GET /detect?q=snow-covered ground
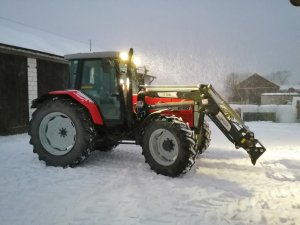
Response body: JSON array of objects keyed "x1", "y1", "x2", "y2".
[{"x1": 0, "y1": 122, "x2": 299, "y2": 225}]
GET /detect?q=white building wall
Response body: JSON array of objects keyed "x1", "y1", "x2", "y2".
[
  {"x1": 261, "y1": 93, "x2": 300, "y2": 105},
  {"x1": 231, "y1": 100, "x2": 298, "y2": 123},
  {"x1": 27, "y1": 57, "x2": 37, "y2": 120}
]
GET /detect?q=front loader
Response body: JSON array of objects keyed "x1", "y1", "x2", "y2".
[
  {"x1": 28, "y1": 48, "x2": 266, "y2": 177},
  {"x1": 136, "y1": 84, "x2": 266, "y2": 166}
]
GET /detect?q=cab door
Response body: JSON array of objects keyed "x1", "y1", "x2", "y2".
[{"x1": 79, "y1": 59, "x2": 123, "y2": 125}]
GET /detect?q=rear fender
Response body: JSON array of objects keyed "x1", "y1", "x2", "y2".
[{"x1": 31, "y1": 90, "x2": 103, "y2": 125}]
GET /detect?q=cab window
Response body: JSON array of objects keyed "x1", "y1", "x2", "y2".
[
  {"x1": 80, "y1": 59, "x2": 121, "y2": 121},
  {"x1": 68, "y1": 60, "x2": 78, "y2": 89}
]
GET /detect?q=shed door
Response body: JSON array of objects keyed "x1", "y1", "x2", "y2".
[
  {"x1": 37, "y1": 59, "x2": 68, "y2": 96},
  {"x1": 0, "y1": 53, "x2": 28, "y2": 134}
]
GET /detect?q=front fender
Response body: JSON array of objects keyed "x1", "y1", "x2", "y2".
[{"x1": 135, "y1": 109, "x2": 168, "y2": 145}]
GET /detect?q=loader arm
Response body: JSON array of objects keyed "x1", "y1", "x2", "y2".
[{"x1": 138, "y1": 84, "x2": 266, "y2": 165}]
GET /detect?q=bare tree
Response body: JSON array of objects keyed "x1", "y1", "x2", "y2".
[
  {"x1": 267, "y1": 70, "x2": 291, "y2": 85},
  {"x1": 225, "y1": 73, "x2": 238, "y2": 97},
  {"x1": 224, "y1": 73, "x2": 248, "y2": 102}
]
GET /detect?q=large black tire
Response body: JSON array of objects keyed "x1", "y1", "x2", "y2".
[
  {"x1": 142, "y1": 116, "x2": 197, "y2": 177},
  {"x1": 196, "y1": 121, "x2": 211, "y2": 154},
  {"x1": 28, "y1": 98, "x2": 96, "y2": 167}
]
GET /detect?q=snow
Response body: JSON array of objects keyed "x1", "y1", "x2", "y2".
[
  {"x1": 0, "y1": 19, "x2": 103, "y2": 55},
  {"x1": 0, "y1": 122, "x2": 299, "y2": 225}
]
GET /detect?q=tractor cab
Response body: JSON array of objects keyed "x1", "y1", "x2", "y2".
[{"x1": 65, "y1": 51, "x2": 142, "y2": 126}]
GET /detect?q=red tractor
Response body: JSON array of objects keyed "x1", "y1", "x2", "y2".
[{"x1": 29, "y1": 48, "x2": 266, "y2": 177}]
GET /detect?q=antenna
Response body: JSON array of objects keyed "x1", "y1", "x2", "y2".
[{"x1": 89, "y1": 40, "x2": 92, "y2": 52}]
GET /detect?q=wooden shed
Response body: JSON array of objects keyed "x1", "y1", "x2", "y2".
[
  {"x1": 0, "y1": 43, "x2": 68, "y2": 135},
  {"x1": 236, "y1": 73, "x2": 280, "y2": 104}
]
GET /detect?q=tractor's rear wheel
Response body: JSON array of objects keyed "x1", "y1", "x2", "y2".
[
  {"x1": 28, "y1": 98, "x2": 96, "y2": 167},
  {"x1": 142, "y1": 116, "x2": 197, "y2": 177}
]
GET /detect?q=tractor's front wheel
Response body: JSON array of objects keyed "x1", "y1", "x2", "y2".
[
  {"x1": 28, "y1": 98, "x2": 96, "y2": 167},
  {"x1": 195, "y1": 121, "x2": 211, "y2": 154},
  {"x1": 142, "y1": 116, "x2": 197, "y2": 177}
]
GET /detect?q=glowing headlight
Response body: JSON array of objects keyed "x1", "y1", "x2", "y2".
[
  {"x1": 119, "y1": 52, "x2": 128, "y2": 61},
  {"x1": 133, "y1": 56, "x2": 141, "y2": 67},
  {"x1": 119, "y1": 51, "x2": 142, "y2": 66}
]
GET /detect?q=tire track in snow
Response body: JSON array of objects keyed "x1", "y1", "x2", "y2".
[{"x1": 194, "y1": 155, "x2": 300, "y2": 225}]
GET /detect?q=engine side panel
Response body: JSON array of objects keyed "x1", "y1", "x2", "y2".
[{"x1": 144, "y1": 96, "x2": 194, "y2": 127}]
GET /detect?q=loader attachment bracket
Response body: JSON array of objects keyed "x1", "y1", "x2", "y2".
[{"x1": 246, "y1": 140, "x2": 266, "y2": 165}]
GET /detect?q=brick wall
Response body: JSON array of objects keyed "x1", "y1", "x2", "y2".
[
  {"x1": 27, "y1": 57, "x2": 37, "y2": 120},
  {"x1": 297, "y1": 101, "x2": 300, "y2": 119}
]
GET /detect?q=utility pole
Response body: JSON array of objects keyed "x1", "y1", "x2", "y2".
[{"x1": 89, "y1": 40, "x2": 92, "y2": 52}]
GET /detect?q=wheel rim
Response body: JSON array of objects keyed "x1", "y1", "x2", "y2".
[
  {"x1": 39, "y1": 112, "x2": 76, "y2": 156},
  {"x1": 148, "y1": 128, "x2": 179, "y2": 166}
]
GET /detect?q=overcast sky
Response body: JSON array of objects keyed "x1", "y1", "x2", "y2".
[{"x1": 0, "y1": 0, "x2": 299, "y2": 87}]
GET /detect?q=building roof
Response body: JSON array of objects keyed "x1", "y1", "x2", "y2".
[
  {"x1": 237, "y1": 73, "x2": 280, "y2": 89},
  {"x1": 0, "y1": 18, "x2": 103, "y2": 56},
  {"x1": 65, "y1": 52, "x2": 120, "y2": 60},
  {"x1": 261, "y1": 92, "x2": 300, "y2": 96},
  {"x1": 0, "y1": 43, "x2": 67, "y2": 63}
]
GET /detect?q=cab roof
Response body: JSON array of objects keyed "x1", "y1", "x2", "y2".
[{"x1": 64, "y1": 51, "x2": 120, "y2": 60}]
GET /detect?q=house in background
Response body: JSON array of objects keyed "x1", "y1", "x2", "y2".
[
  {"x1": 235, "y1": 73, "x2": 280, "y2": 104},
  {"x1": 260, "y1": 83, "x2": 300, "y2": 105},
  {"x1": 229, "y1": 74, "x2": 300, "y2": 123},
  {"x1": 260, "y1": 86, "x2": 300, "y2": 122}
]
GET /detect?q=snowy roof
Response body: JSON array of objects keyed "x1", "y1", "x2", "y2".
[
  {"x1": 0, "y1": 19, "x2": 103, "y2": 56},
  {"x1": 237, "y1": 73, "x2": 280, "y2": 89},
  {"x1": 261, "y1": 92, "x2": 300, "y2": 96},
  {"x1": 280, "y1": 85, "x2": 300, "y2": 91},
  {"x1": 65, "y1": 52, "x2": 120, "y2": 60}
]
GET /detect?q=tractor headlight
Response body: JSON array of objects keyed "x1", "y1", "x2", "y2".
[
  {"x1": 119, "y1": 51, "x2": 141, "y2": 66},
  {"x1": 133, "y1": 56, "x2": 141, "y2": 67},
  {"x1": 119, "y1": 52, "x2": 129, "y2": 61}
]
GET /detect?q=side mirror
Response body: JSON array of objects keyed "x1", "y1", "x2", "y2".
[{"x1": 290, "y1": 0, "x2": 300, "y2": 6}]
